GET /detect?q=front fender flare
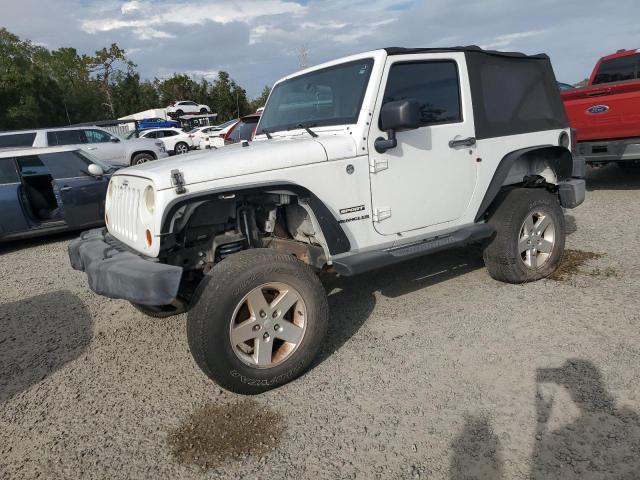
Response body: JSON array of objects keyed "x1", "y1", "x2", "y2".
[{"x1": 160, "y1": 182, "x2": 351, "y2": 256}]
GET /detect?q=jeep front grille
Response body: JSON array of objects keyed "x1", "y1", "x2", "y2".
[{"x1": 110, "y1": 182, "x2": 141, "y2": 242}]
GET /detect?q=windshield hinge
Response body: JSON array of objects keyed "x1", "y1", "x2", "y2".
[
  {"x1": 171, "y1": 169, "x2": 187, "y2": 194},
  {"x1": 373, "y1": 207, "x2": 391, "y2": 222},
  {"x1": 369, "y1": 157, "x2": 388, "y2": 173}
]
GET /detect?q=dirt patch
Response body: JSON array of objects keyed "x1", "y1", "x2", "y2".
[
  {"x1": 168, "y1": 399, "x2": 285, "y2": 469},
  {"x1": 548, "y1": 249, "x2": 604, "y2": 281}
]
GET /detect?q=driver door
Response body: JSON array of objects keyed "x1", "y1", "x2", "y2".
[
  {"x1": 367, "y1": 52, "x2": 478, "y2": 235},
  {"x1": 39, "y1": 151, "x2": 109, "y2": 228},
  {"x1": 80, "y1": 129, "x2": 125, "y2": 164}
]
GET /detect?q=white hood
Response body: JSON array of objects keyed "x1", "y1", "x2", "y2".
[{"x1": 115, "y1": 135, "x2": 356, "y2": 190}]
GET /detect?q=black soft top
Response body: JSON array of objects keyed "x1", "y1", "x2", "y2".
[
  {"x1": 383, "y1": 45, "x2": 568, "y2": 139},
  {"x1": 384, "y1": 45, "x2": 549, "y2": 60}
]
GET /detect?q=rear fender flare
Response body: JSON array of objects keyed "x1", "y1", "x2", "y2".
[{"x1": 475, "y1": 145, "x2": 573, "y2": 222}]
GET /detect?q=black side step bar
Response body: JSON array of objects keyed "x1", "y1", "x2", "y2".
[{"x1": 332, "y1": 223, "x2": 495, "y2": 276}]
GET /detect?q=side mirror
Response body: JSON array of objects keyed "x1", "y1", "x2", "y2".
[
  {"x1": 88, "y1": 164, "x2": 104, "y2": 177},
  {"x1": 110, "y1": 137, "x2": 120, "y2": 143},
  {"x1": 375, "y1": 99, "x2": 422, "y2": 153}
]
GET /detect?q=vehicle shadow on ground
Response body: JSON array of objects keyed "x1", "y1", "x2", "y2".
[
  {"x1": 448, "y1": 359, "x2": 640, "y2": 479},
  {"x1": 0, "y1": 290, "x2": 92, "y2": 404},
  {"x1": 315, "y1": 247, "x2": 484, "y2": 365},
  {"x1": 586, "y1": 164, "x2": 640, "y2": 191},
  {"x1": 0, "y1": 230, "x2": 79, "y2": 256}
]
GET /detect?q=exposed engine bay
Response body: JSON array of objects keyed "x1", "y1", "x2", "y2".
[{"x1": 160, "y1": 193, "x2": 328, "y2": 292}]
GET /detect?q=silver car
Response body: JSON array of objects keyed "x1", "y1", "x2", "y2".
[{"x1": 0, "y1": 126, "x2": 168, "y2": 166}]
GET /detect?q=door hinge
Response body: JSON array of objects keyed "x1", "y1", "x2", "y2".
[
  {"x1": 373, "y1": 207, "x2": 391, "y2": 222},
  {"x1": 369, "y1": 157, "x2": 388, "y2": 173}
]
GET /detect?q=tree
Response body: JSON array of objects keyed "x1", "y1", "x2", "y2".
[
  {"x1": 251, "y1": 85, "x2": 271, "y2": 111},
  {"x1": 211, "y1": 71, "x2": 251, "y2": 121},
  {"x1": 0, "y1": 28, "x2": 67, "y2": 129},
  {"x1": 0, "y1": 28, "x2": 269, "y2": 130},
  {"x1": 89, "y1": 44, "x2": 135, "y2": 118},
  {"x1": 112, "y1": 73, "x2": 160, "y2": 118}
]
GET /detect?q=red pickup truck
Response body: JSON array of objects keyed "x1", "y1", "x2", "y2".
[{"x1": 561, "y1": 49, "x2": 640, "y2": 166}]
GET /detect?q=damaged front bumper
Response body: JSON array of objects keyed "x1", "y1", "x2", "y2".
[{"x1": 68, "y1": 228, "x2": 182, "y2": 306}]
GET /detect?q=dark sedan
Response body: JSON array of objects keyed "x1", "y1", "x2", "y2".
[{"x1": 0, "y1": 146, "x2": 111, "y2": 241}]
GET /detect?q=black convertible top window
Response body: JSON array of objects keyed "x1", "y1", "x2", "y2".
[
  {"x1": 464, "y1": 51, "x2": 568, "y2": 139},
  {"x1": 0, "y1": 132, "x2": 36, "y2": 148}
]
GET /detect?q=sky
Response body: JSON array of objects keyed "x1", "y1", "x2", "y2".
[{"x1": 1, "y1": 0, "x2": 638, "y2": 98}]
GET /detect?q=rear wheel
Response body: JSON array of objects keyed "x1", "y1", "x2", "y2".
[
  {"x1": 174, "y1": 142, "x2": 189, "y2": 155},
  {"x1": 483, "y1": 188, "x2": 565, "y2": 283},
  {"x1": 175, "y1": 109, "x2": 184, "y2": 117},
  {"x1": 200, "y1": 108, "x2": 208, "y2": 114},
  {"x1": 187, "y1": 249, "x2": 328, "y2": 394},
  {"x1": 131, "y1": 152, "x2": 154, "y2": 165}
]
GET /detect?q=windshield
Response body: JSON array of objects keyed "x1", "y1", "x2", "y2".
[{"x1": 258, "y1": 58, "x2": 374, "y2": 134}]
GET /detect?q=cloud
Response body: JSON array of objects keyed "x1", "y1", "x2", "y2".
[
  {"x1": 1, "y1": 0, "x2": 639, "y2": 98},
  {"x1": 480, "y1": 30, "x2": 546, "y2": 50}
]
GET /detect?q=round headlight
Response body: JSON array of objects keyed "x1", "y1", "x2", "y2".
[{"x1": 143, "y1": 186, "x2": 155, "y2": 214}]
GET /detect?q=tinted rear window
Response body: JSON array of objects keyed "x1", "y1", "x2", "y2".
[
  {"x1": 47, "y1": 130, "x2": 85, "y2": 146},
  {"x1": 0, "y1": 158, "x2": 19, "y2": 184},
  {"x1": 466, "y1": 51, "x2": 568, "y2": 139},
  {"x1": 593, "y1": 54, "x2": 639, "y2": 85},
  {"x1": 0, "y1": 133, "x2": 36, "y2": 148}
]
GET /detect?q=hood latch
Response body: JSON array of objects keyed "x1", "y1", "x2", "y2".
[{"x1": 170, "y1": 169, "x2": 187, "y2": 194}]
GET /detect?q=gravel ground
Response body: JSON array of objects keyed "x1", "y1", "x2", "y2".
[{"x1": 1, "y1": 164, "x2": 640, "y2": 480}]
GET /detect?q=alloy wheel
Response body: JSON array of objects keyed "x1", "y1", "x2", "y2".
[
  {"x1": 229, "y1": 282, "x2": 307, "y2": 369},
  {"x1": 518, "y1": 211, "x2": 556, "y2": 268}
]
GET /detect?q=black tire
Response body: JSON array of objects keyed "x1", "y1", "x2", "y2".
[
  {"x1": 200, "y1": 108, "x2": 208, "y2": 114},
  {"x1": 131, "y1": 302, "x2": 185, "y2": 318},
  {"x1": 187, "y1": 249, "x2": 328, "y2": 395},
  {"x1": 483, "y1": 188, "x2": 565, "y2": 284},
  {"x1": 131, "y1": 152, "x2": 154, "y2": 166},
  {"x1": 175, "y1": 109, "x2": 184, "y2": 117},
  {"x1": 174, "y1": 142, "x2": 189, "y2": 155}
]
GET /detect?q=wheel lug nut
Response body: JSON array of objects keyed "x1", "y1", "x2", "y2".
[
  {"x1": 263, "y1": 332, "x2": 270, "y2": 340},
  {"x1": 253, "y1": 324, "x2": 261, "y2": 331},
  {"x1": 259, "y1": 310, "x2": 266, "y2": 318},
  {"x1": 272, "y1": 311, "x2": 279, "y2": 318},
  {"x1": 274, "y1": 324, "x2": 280, "y2": 331}
]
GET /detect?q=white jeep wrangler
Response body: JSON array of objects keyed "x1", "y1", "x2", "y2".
[{"x1": 70, "y1": 46, "x2": 585, "y2": 394}]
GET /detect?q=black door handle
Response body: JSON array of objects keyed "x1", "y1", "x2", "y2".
[{"x1": 449, "y1": 137, "x2": 476, "y2": 148}]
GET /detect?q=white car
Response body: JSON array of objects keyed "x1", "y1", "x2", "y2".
[
  {"x1": 189, "y1": 119, "x2": 238, "y2": 149},
  {"x1": 71, "y1": 46, "x2": 586, "y2": 395},
  {"x1": 137, "y1": 128, "x2": 195, "y2": 155},
  {"x1": 166, "y1": 101, "x2": 211, "y2": 117},
  {"x1": 0, "y1": 126, "x2": 168, "y2": 166}
]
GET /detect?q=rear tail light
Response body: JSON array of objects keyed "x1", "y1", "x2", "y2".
[{"x1": 145, "y1": 229, "x2": 153, "y2": 247}]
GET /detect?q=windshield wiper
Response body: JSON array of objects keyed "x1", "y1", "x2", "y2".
[{"x1": 289, "y1": 122, "x2": 318, "y2": 138}]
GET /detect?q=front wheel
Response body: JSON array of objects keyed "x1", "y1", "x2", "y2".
[
  {"x1": 174, "y1": 142, "x2": 189, "y2": 155},
  {"x1": 187, "y1": 249, "x2": 328, "y2": 394},
  {"x1": 483, "y1": 188, "x2": 565, "y2": 283}
]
